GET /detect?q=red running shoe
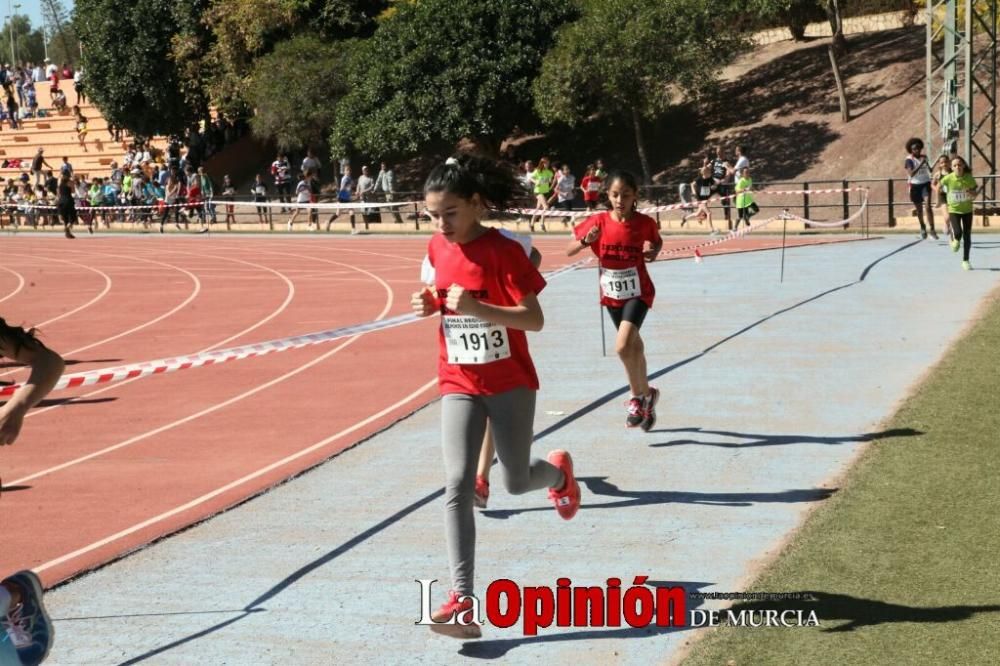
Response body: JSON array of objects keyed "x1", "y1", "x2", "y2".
[
  {"x1": 474, "y1": 475, "x2": 489, "y2": 509},
  {"x1": 547, "y1": 450, "x2": 580, "y2": 520},
  {"x1": 429, "y1": 590, "x2": 482, "y2": 639}
]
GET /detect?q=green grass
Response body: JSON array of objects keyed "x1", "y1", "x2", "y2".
[{"x1": 681, "y1": 290, "x2": 1000, "y2": 666}]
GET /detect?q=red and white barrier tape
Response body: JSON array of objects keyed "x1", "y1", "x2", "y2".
[
  {"x1": 0, "y1": 257, "x2": 594, "y2": 397},
  {"x1": 510, "y1": 187, "x2": 870, "y2": 218}
]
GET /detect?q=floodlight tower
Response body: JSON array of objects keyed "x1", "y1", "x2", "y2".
[{"x1": 926, "y1": 0, "x2": 998, "y2": 200}]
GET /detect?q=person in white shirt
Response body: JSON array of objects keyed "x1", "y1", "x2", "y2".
[
  {"x1": 903, "y1": 137, "x2": 938, "y2": 240},
  {"x1": 733, "y1": 145, "x2": 749, "y2": 174}
]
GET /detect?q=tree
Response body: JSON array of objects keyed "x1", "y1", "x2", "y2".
[
  {"x1": 74, "y1": 0, "x2": 201, "y2": 138},
  {"x1": 170, "y1": 0, "x2": 387, "y2": 122},
  {"x1": 0, "y1": 16, "x2": 45, "y2": 64},
  {"x1": 825, "y1": 0, "x2": 848, "y2": 55},
  {"x1": 246, "y1": 34, "x2": 345, "y2": 152},
  {"x1": 41, "y1": 0, "x2": 76, "y2": 65},
  {"x1": 330, "y1": 0, "x2": 578, "y2": 158},
  {"x1": 746, "y1": 0, "x2": 825, "y2": 41},
  {"x1": 533, "y1": 0, "x2": 748, "y2": 184}
]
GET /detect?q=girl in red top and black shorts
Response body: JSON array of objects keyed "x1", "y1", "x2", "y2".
[
  {"x1": 411, "y1": 155, "x2": 581, "y2": 639},
  {"x1": 568, "y1": 170, "x2": 663, "y2": 431},
  {"x1": 580, "y1": 164, "x2": 602, "y2": 212}
]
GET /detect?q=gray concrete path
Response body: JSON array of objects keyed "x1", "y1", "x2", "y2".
[{"x1": 45, "y1": 237, "x2": 1000, "y2": 665}]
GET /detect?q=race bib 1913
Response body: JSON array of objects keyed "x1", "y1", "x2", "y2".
[{"x1": 442, "y1": 316, "x2": 511, "y2": 364}]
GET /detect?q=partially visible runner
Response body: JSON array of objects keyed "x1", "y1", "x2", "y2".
[
  {"x1": 940, "y1": 156, "x2": 979, "y2": 271},
  {"x1": 287, "y1": 171, "x2": 311, "y2": 231},
  {"x1": 930, "y1": 154, "x2": 953, "y2": 242},
  {"x1": 412, "y1": 155, "x2": 580, "y2": 639},
  {"x1": 420, "y1": 231, "x2": 542, "y2": 510},
  {"x1": 904, "y1": 137, "x2": 938, "y2": 240},
  {"x1": 567, "y1": 170, "x2": 663, "y2": 431},
  {"x1": 682, "y1": 164, "x2": 719, "y2": 235},
  {"x1": 0, "y1": 317, "x2": 64, "y2": 665},
  {"x1": 550, "y1": 163, "x2": 576, "y2": 226},
  {"x1": 711, "y1": 145, "x2": 734, "y2": 229}
]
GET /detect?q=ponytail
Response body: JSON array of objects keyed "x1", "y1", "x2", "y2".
[
  {"x1": 423, "y1": 154, "x2": 525, "y2": 211},
  {"x1": 0, "y1": 317, "x2": 44, "y2": 357}
]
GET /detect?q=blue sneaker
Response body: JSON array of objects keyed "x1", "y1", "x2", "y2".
[{"x1": 1, "y1": 571, "x2": 54, "y2": 666}]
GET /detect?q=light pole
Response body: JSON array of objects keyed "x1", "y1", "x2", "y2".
[{"x1": 6, "y1": 1, "x2": 20, "y2": 65}]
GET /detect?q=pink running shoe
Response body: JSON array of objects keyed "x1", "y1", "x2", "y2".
[
  {"x1": 547, "y1": 450, "x2": 580, "y2": 520},
  {"x1": 429, "y1": 590, "x2": 482, "y2": 639},
  {"x1": 474, "y1": 475, "x2": 490, "y2": 509},
  {"x1": 641, "y1": 387, "x2": 660, "y2": 432},
  {"x1": 625, "y1": 396, "x2": 644, "y2": 428}
]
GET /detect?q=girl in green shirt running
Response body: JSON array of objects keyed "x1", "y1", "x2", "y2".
[
  {"x1": 939, "y1": 156, "x2": 979, "y2": 270},
  {"x1": 734, "y1": 167, "x2": 755, "y2": 231}
]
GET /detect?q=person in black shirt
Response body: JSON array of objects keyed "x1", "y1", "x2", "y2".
[
  {"x1": 30, "y1": 148, "x2": 52, "y2": 187},
  {"x1": 44, "y1": 170, "x2": 58, "y2": 196},
  {"x1": 711, "y1": 145, "x2": 734, "y2": 229},
  {"x1": 56, "y1": 175, "x2": 78, "y2": 239},
  {"x1": 681, "y1": 165, "x2": 719, "y2": 234}
]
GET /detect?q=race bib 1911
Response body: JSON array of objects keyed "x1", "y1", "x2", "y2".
[
  {"x1": 442, "y1": 315, "x2": 511, "y2": 364},
  {"x1": 600, "y1": 266, "x2": 641, "y2": 300}
]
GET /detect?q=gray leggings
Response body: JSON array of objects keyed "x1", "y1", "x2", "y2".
[{"x1": 441, "y1": 386, "x2": 564, "y2": 595}]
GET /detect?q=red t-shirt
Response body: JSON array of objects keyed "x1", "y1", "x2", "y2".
[
  {"x1": 580, "y1": 175, "x2": 602, "y2": 202},
  {"x1": 574, "y1": 211, "x2": 661, "y2": 308},
  {"x1": 427, "y1": 227, "x2": 547, "y2": 396}
]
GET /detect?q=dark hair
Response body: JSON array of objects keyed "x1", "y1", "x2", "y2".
[
  {"x1": 905, "y1": 137, "x2": 924, "y2": 153},
  {"x1": 423, "y1": 154, "x2": 525, "y2": 210},
  {"x1": 0, "y1": 317, "x2": 43, "y2": 357},
  {"x1": 605, "y1": 169, "x2": 639, "y2": 193}
]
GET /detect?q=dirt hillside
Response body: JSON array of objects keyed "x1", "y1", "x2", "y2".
[{"x1": 501, "y1": 26, "x2": 929, "y2": 190}]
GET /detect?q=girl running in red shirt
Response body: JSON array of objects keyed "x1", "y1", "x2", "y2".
[
  {"x1": 567, "y1": 170, "x2": 662, "y2": 431},
  {"x1": 580, "y1": 164, "x2": 602, "y2": 212},
  {"x1": 411, "y1": 155, "x2": 580, "y2": 639}
]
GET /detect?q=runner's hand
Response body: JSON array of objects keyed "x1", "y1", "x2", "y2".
[
  {"x1": 583, "y1": 226, "x2": 600, "y2": 246},
  {"x1": 411, "y1": 287, "x2": 437, "y2": 317},
  {"x1": 643, "y1": 241, "x2": 659, "y2": 262},
  {"x1": 446, "y1": 284, "x2": 478, "y2": 315},
  {"x1": 0, "y1": 404, "x2": 26, "y2": 446}
]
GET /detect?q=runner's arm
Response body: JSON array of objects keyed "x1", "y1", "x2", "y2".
[
  {"x1": 0, "y1": 339, "x2": 64, "y2": 445},
  {"x1": 446, "y1": 288, "x2": 543, "y2": 332}
]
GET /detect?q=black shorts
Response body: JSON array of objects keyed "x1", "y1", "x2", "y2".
[
  {"x1": 909, "y1": 182, "x2": 931, "y2": 205},
  {"x1": 606, "y1": 298, "x2": 649, "y2": 330}
]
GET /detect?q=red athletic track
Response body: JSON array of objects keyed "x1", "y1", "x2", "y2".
[{"x1": 0, "y1": 232, "x2": 866, "y2": 586}]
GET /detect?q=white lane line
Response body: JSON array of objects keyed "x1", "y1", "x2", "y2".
[
  {"x1": 32, "y1": 377, "x2": 438, "y2": 575},
  {"x1": 11, "y1": 255, "x2": 394, "y2": 485}
]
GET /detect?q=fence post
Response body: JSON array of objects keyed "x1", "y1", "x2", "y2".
[
  {"x1": 842, "y1": 179, "x2": 849, "y2": 220},
  {"x1": 413, "y1": 202, "x2": 420, "y2": 231},
  {"x1": 803, "y1": 181, "x2": 810, "y2": 220},
  {"x1": 887, "y1": 178, "x2": 894, "y2": 227}
]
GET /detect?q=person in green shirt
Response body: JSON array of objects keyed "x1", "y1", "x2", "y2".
[
  {"x1": 939, "y1": 156, "x2": 979, "y2": 270},
  {"x1": 734, "y1": 167, "x2": 755, "y2": 231},
  {"x1": 529, "y1": 157, "x2": 554, "y2": 233}
]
